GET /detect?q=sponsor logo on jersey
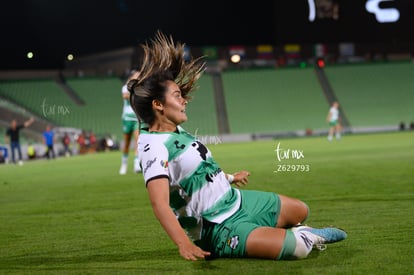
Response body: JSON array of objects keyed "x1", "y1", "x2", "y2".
[{"x1": 143, "y1": 157, "x2": 157, "y2": 174}]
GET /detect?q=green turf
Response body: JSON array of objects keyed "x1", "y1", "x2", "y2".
[{"x1": 1, "y1": 132, "x2": 413, "y2": 274}]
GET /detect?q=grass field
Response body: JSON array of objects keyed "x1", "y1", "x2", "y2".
[{"x1": 1, "y1": 131, "x2": 413, "y2": 274}]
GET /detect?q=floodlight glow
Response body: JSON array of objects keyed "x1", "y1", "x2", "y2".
[{"x1": 230, "y1": 54, "x2": 241, "y2": 63}]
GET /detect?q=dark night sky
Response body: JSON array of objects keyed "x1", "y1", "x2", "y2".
[
  {"x1": 1, "y1": 0, "x2": 412, "y2": 70},
  {"x1": 0, "y1": 0, "x2": 276, "y2": 69}
]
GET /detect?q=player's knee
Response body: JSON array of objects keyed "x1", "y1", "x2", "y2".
[{"x1": 300, "y1": 201, "x2": 310, "y2": 223}]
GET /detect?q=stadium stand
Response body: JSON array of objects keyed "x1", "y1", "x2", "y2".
[
  {"x1": 0, "y1": 76, "x2": 124, "y2": 140},
  {"x1": 325, "y1": 61, "x2": 414, "y2": 128},
  {"x1": 181, "y1": 74, "x2": 219, "y2": 136},
  {"x1": 64, "y1": 76, "x2": 123, "y2": 138},
  {"x1": 222, "y1": 67, "x2": 329, "y2": 135},
  {"x1": 1, "y1": 61, "x2": 413, "y2": 144},
  {"x1": 0, "y1": 78, "x2": 76, "y2": 127}
]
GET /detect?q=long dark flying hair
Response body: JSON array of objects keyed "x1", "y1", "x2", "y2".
[{"x1": 128, "y1": 31, "x2": 205, "y2": 126}]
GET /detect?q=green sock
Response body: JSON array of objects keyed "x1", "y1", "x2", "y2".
[{"x1": 277, "y1": 230, "x2": 296, "y2": 260}]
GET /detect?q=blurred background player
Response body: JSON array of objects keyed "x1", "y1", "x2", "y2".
[
  {"x1": 43, "y1": 125, "x2": 56, "y2": 159},
  {"x1": 326, "y1": 101, "x2": 342, "y2": 141},
  {"x1": 119, "y1": 77, "x2": 141, "y2": 175}
]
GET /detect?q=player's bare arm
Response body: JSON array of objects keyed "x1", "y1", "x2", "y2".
[{"x1": 147, "y1": 177, "x2": 211, "y2": 261}]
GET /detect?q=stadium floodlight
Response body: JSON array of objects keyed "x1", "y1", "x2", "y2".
[{"x1": 230, "y1": 54, "x2": 241, "y2": 64}]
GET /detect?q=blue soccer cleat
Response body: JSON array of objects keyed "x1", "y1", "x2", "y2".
[{"x1": 292, "y1": 225, "x2": 347, "y2": 250}]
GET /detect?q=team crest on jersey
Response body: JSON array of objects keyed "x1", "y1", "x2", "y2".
[
  {"x1": 160, "y1": 160, "x2": 168, "y2": 168},
  {"x1": 227, "y1": 235, "x2": 239, "y2": 250}
]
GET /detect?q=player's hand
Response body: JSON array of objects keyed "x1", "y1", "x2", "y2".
[
  {"x1": 232, "y1": 170, "x2": 250, "y2": 187},
  {"x1": 178, "y1": 242, "x2": 211, "y2": 261}
]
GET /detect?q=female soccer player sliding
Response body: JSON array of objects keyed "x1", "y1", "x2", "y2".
[{"x1": 128, "y1": 31, "x2": 347, "y2": 261}]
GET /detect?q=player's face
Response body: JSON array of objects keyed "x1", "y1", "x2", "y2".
[{"x1": 162, "y1": 81, "x2": 188, "y2": 125}]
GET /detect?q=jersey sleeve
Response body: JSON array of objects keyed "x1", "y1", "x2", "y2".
[{"x1": 140, "y1": 141, "x2": 170, "y2": 185}]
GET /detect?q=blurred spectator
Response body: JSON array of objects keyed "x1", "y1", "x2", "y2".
[
  {"x1": 5, "y1": 117, "x2": 34, "y2": 165},
  {"x1": 0, "y1": 146, "x2": 7, "y2": 164},
  {"x1": 27, "y1": 143, "x2": 36, "y2": 160},
  {"x1": 77, "y1": 131, "x2": 87, "y2": 154},
  {"x1": 62, "y1": 133, "x2": 71, "y2": 156},
  {"x1": 399, "y1": 121, "x2": 406, "y2": 131},
  {"x1": 89, "y1": 131, "x2": 97, "y2": 149}
]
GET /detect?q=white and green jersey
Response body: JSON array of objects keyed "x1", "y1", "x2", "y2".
[
  {"x1": 139, "y1": 126, "x2": 241, "y2": 241},
  {"x1": 329, "y1": 106, "x2": 339, "y2": 122},
  {"x1": 121, "y1": 84, "x2": 138, "y2": 121}
]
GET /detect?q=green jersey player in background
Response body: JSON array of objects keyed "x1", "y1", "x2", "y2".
[
  {"x1": 326, "y1": 101, "x2": 342, "y2": 141},
  {"x1": 119, "y1": 80, "x2": 141, "y2": 175},
  {"x1": 128, "y1": 32, "x2": 346, "y2": 261}
]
